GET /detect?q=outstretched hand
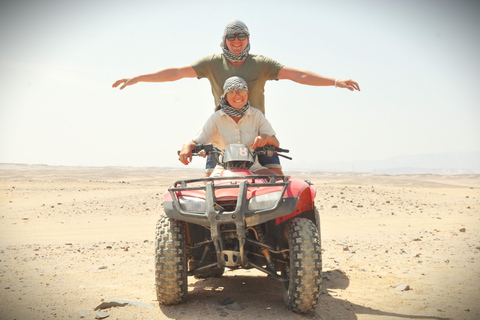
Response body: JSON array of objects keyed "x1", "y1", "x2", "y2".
[
  {"x1": 336, "y1": 79, "x2": 360, "y2": 91},
  {"x1": 112, "y1": 78, "x2": 138, "y2": 90}
]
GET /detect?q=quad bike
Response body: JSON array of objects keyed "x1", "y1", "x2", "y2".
[{"x1": 155, "y1": 144, "x2": 322, "y2": 313}]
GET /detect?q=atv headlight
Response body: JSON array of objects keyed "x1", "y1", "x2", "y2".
[
  {"x1": 248, "y1": 191, "x2": 283, "y2": 211},
  {"x1": 178, "y1": 196, "x2": 206, "y2": 213}
]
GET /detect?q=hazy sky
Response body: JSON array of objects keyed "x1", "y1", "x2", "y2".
[{"x1": 1, "y1": 0, "x2": 479, "y2": 170}]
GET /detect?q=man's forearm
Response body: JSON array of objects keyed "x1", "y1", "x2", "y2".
[
  {"x1": 277, "y1": 66, "x2": 360, "y2": 91},
  {"x1": 278, "y1": 66, "x2": 335, "y2": 86},
  {"x1": 292, "y1": 70, "x2": 335, "y2": 86},
  {"x1": 136, "y1": 67, "x2": 195, "y2": 83}
]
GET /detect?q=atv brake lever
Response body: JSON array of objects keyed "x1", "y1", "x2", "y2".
[{"x1": 278, "y1": 154, "x2": 292, "y2": 160}]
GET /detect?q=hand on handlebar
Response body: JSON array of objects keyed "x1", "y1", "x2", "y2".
[
  {"x1": 177, "y1": 144, "x2": 218, "y2": 165},
  {"x1": 253, "y1": 145, "x2": 292, "y2": 160},
  {"x1": 178, "y1": 143, "x2": 194, "y2": 165},
  {"x1": 250, "y1": 135, "x2": 268, "y2": 149}
]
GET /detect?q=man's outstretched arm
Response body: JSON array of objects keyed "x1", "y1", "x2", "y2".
[
  {"x1": 277, "y1": 66, "x2": 360, "y2": 91},
  {"x1": 112, "y1": 65, "x2": 198, "y2": 90}
]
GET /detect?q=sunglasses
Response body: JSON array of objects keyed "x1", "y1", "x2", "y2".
[
  {"x1": 227, "y1": 89, "x2": 248, "y2": 96},
  {"x1": 226, "y1": 33, "x2": 248, "y2": 41}
]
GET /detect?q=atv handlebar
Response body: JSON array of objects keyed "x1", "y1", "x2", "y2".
[
  {"x1": 178, "y1": 144, "x2": 292, "y2": 159},
  {"x1": 177, "y1": 144, "x2": 222, "y2": 157},
  {"x1": 253, "y1": 145, "x2": 292, "y2": 161}
]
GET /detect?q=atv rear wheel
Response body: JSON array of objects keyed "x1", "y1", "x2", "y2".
[
  {"x1": 155, "y1": 214, "x2": 187, "y2": 305},
  {"x1": 282, "y1": 217, "x2": 322, "y2": 313}
]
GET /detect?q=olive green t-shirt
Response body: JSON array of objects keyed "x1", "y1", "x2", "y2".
[{"x1": 191, "y1": 54, "x2": 283, "y2": 115}]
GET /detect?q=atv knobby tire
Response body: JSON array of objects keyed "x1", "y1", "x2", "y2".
[
  {"x1": 155, "y1": 214, "x2": 187, "y2": 305},
  {"x1": 282, "y1": 217, "x2": 322, "y2": 313}
]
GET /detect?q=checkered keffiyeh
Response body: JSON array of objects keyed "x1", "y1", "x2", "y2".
[
  {"x1": 218, "y1": 76, "x2": 250, "y2": 117},
  {"x1": 221, "y1": 20, "x2": 250, "y2": 63},
  {"x1": 223, "y1": 75, "x2": 248, "y2": 92}
]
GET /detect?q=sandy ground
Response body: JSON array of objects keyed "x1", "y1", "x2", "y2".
[{"x1": 0, "y1": 164, "x2": 479, "y2": 320}]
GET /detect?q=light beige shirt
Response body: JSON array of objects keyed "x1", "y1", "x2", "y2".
[
  {"x1": 193, "y1": 107, "x2": 276, "y2": 151},
  {"x1": 194, "y1": 107, "x2": 276, "y2": 176}
]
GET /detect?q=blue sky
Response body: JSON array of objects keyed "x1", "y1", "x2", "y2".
[{"x1": 1, "y1": 0, "x2": 479, "y2": 170}]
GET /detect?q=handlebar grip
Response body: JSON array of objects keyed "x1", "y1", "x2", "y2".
[
  {"x1": 178, "y1": 150, "x2": 202, "y2": 157},
  {"x1": 178, "y1": 144, "x2": 213, "y2": 157}
]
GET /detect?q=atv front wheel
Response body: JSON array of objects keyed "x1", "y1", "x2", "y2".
[
  {"x1": 282, "y1": 217, "x2": 322, "y2": 313},
  {"x1": 155, "y1": 214, "x2": 187, "y2": 305}
]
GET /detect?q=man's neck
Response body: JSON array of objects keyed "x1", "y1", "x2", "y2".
[{"x1": 228, "y1": 60, "x2": 246, "y2": 66}]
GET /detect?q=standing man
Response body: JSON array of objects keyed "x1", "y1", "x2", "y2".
[
  {"x1": 112, "y1": 20, "x2": 360, "y2": 173},
  {"x1": 112, "y1": 19, "x2": 359, "y2": 113}
]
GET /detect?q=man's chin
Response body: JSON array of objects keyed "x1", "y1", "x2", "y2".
[{"x1": 230, "y1": 48, "x2": 244, "y2": 54}]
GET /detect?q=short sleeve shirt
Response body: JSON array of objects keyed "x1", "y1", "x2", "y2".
[
  {"x1": 191, "y1": 54, "x2": 283, "y2": 114},
  {"x1": 193, "y1": 107, "x2": 276, "y2": 151}
]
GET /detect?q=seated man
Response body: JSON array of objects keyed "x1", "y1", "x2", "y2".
[{"x1": 179, "y1": 76, "x2": 281, "y2": 176}]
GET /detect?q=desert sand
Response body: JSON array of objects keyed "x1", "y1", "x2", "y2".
[{"x1": 0, "y1": 164, "x2": 479, "y2": 320}]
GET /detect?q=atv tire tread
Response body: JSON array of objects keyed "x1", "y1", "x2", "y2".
[
  {"x1": 155, "y1": 214, "x2": 187, "y2": 305},
  {"x1": 283, "y1": 217, "x2": 322, "y2": 313}
]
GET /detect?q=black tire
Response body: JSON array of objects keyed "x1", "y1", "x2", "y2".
[
  {"x1": 155, "y1": 214, "x2": 187, "y2": 305},
  {"x1": 282, "y1": 217, "x2": 322, "y2": 313}
]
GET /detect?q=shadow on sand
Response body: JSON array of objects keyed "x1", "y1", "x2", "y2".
[{"x1": 159, "y1": 269, "x2": 451, "y2": 320}]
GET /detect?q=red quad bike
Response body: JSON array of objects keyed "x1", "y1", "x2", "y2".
[{"x1": 155, "y1": 144, "x2": 322, "y2": 313}]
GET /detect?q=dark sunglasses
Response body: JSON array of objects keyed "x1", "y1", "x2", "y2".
[{"x1": 226, "y1": 33, "x2": 248, "y2": 41}]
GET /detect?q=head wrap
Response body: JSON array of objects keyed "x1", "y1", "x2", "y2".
[
  {"x1": 218, "y1": 76, "x2": 250, "y2": 117},
  {"x1": 221, "y1": 20, "x2": 251, "y2": 63}
]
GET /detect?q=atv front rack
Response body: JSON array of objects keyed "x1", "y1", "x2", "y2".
[
  {"x1": 167, "y1": 175, "x2": 297, "y2": 228},
  {"x1": 172, "y1": 174, "x2": 286, "y2": 188},
  {"x1": 164, "y1": 175, "x2": 299, "y2": 270}
]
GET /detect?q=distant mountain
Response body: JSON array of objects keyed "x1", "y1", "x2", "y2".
[{"x1": 292, "y1": 152, "x2": 480, "y2": 174}]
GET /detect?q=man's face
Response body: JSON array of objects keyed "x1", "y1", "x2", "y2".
[
  {"x1": 226, "y1": 89, "x2": 248, "y2": 109},
  {"x1": 225, "y1": 34, "x2": 249, "y2": 55}
]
